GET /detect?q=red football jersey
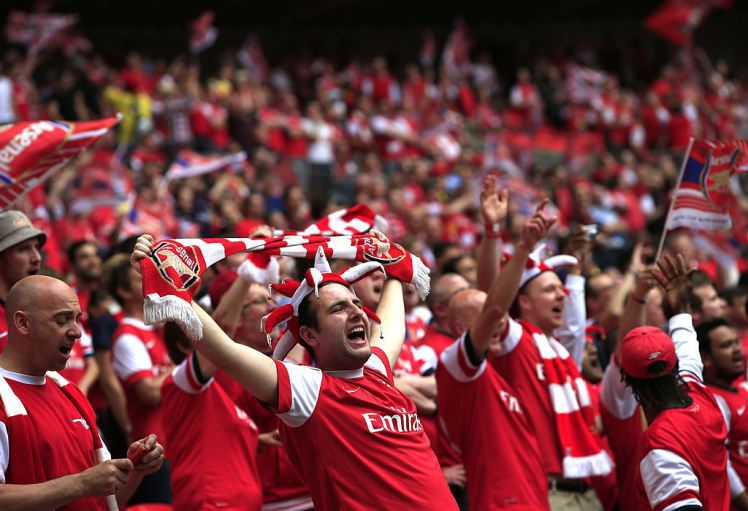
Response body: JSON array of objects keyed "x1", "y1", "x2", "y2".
[
  {"x1": 111, "y1": 317, "x2": 172, "y2": 443},
  {"x1": 214, "y1": 370, "x2": 313, "y2": 510},
  {"x1": 490, "y1": 318, "x2": 566, "y2": 474},
  {"x1": 272, "y1": 348, "x2": 458, "y2": 511},
  {"x1": 710, "y1": 383, "x2": 748, "y2": 490},
  {"x1": 633, "y1": 314, "x2": 730, "y2": 511},
  {"x1": 437, "y1": 334, "x2": 549, "y2": 510},
  {"x1": 161, "y1": 353, "x2": 262, "y2": 511},
  {"x1": 0, "y1": 368, "x2": 109, "y2": 510}
]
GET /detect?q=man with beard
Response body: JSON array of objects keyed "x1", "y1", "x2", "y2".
[
  {"x1": 0, "y1": 211, "x2": 46, "y2": 353},
  {"x1": 697, "y1": 318, "x2": 748, "y2": 505},
  {"x1": 59, "y1": 241, "x2": 102, "y2": 392}
]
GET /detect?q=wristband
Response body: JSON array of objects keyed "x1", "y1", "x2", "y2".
[{"x1": 484, "y1": 222, "x2": 502, "y2": 239}]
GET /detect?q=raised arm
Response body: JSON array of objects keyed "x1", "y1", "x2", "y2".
[
  {"x1": 370, "y1": 279, "x2": 406, "y2": 369},
  {"x1": 476, "y1": 174, "x2": 508, "y2": 292},
  {"x1": 470, "y1": 201, "x2": 556, "y2": 355},
  {"x1": 653, "y1": 254, "x2": 702, "y2": 381},
  {"x1": 617, "y1": 267, "x2": 659, "y2": 350},
  {"x1": 131, "y1": 235, "x2": 279, "y2": 407}
]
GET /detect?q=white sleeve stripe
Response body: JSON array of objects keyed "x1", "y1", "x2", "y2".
[
  {"x1": 111, "y1": 334, "x2": 153, "y2": 380},
  {"x1": 599, "y1": 358, "x2": 639, "y2": 419},
  {"x1": 364, "y1": 352, "x2": 388, "y2": 377},
  {"x1": 439, "y1": 335, "x2": 486, "y2": 383},
  {"x1": 498, "y1": 317, "x2": 523, "y2": 356},
  {"x1": 0, "y1": 421, "x2": 7, "y2": 483},
  {"x1": 277, "y1": 363, "x2": 323, "y2": 428},
  {"x1": 662, "y1": 498, "x2": 702, "y2": 511},
  {"x1": 714, "y1": 394, "x2": 731, "y2": 432},
  {"x1": 172, "y1": 360, "x2": 211, "y2": 394},
  {"x1": 640, "y1": 449, "x2": 700, "y2": 508}
]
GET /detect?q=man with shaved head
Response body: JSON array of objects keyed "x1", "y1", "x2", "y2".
[
  {"x1": 0, "y1": 275, "x2": 164, "y2": 510},
  {"x1": 419, "y1": 273, "x2": 470, "y2": 355},
  {"x1": 437, "y1": 284, "x2": 550, "y2": 510}
]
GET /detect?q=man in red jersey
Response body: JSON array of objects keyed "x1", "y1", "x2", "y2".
[
  {"x1": 0, "y1": 275, "x2": 163, "y2": 510},
  {"x1": 161, "y1": 321, "x2": 262, "y2": 511},
  {"x1": 0, "y1": 210, "x2": 46, "y2": 353},
  {"x1": 438, "y1": 284, "x2": 549, "y2": 510},
  {"x1": 621, "y1": 254, "x2": 731, "y2": 510},
  {"x1": 106, "y1": 256, "x2": 173, "y2": 505},
  {"x1": 697, "y1": 318, "x2": 748, "y2": 509},
  {"x1": 131, "y1": 234, "x2": 458, "y2": 511},
  {"x1": 483, "y1": 197, "x2": 612, "y2": 510}
]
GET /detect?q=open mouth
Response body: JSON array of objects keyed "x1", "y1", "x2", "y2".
[
  {"x1": 59, "y1": 345, "x2": 72, "y2": 356},
  {"x1": 551, "y1": 306, "x2": 563, "y2": 314},
  {"x1": 347, "y1": 326, "x2": 367, "y2": 346}
]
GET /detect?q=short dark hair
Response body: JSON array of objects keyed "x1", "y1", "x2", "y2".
[
  {"x1": 688, "y1": 270, "x2": 715, "y2": 312},
  {"x1": 621, "y1": 364, "x2": 692, "y2": 409},
  {"x1": 67, "y1": 240, "x2": 96, "y2": 266},
  {"x1": 721, "y1": 286, "x2": 748, "y2": 307},
  {"x1": 104, "y1": 255, "x2": 133, "y2": 307},
  {"x1": 695, "y1": 317, "x2": 731, "y2": 355},
  {"x1": 441, "y1": 256, "x2": 466, "y2": 276}
]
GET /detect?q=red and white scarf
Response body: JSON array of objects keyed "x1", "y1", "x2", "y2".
[
  {"x1": 140, "y1": 228, "x2": 428, "y2": 341},
  {"x1": 520, "y1": 320, "x2": 613, "y2": 478}
]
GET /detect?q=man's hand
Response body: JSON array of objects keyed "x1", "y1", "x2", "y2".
[
  {"x1": 443, "y1": 464, "x2": 466, "y2": 488},
  {"x1": 517, "y1": 199, "x2": 557, "y2": 252},
  {"x1": 633, "y1": 266, "x2": 658, "y2": 301},
  {"x1": 258, "y1": 430, "x2": 283, "y2": 451},
  {"x1": 76, "y1": 459, "x2": 133, "y2": 496},
  {"x1": 564, "y1": 226, "x2": 592, "y2": 275},
  {"x1": 249, "y1": 225, "x2": 274, "y2": 238},
  {"x1": 130, "y1": 234, "x2": 154, "y2": 274},
  {"x1": 653, "y1": 254, "x2": 691, "y2": 315},
  {"x1": 480, "y1": 174, "x2": 508, "y2": 226},
  {"x1": 126, "y1": 434, "x2": 164, "y2": 475}
]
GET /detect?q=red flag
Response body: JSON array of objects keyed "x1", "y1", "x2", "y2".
[
  {"x1": 5, "y1": 10, "x2": 78, "y2": 53},
  {"x1": 189, "y1": 10, "x2": 217, "y2": 54},
  {"x1": 645, "y1": 0, "x2": 731, "y2": 45},
  {"x1": 0, "y1": 116, "x2": 119, "y2": 211}
]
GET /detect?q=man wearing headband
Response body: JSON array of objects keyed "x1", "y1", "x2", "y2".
[{"x1": 131, "y1": 234, "x2": 458, "y2": 510}]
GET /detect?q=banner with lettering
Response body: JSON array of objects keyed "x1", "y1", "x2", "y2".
[{"x1": 0, "y1": 116, "x2": 119, "y2": 211}]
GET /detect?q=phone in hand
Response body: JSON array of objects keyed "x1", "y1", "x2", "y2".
[
  {"x1": 128, "y1": 445, "x2": 148, "y2": 466},
  {"x1": 580, "y1": 224, "x2": 598, "y2": 239}
]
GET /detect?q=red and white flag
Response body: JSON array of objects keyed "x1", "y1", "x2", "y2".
[
  {"x1": 237, "y1": 35, "x2": 268, "y2": 82},
  {"x1": 566, "y1": 64, "x2": 608, "y2": 104},
  {"x1": 0, "y1": 116, "x2": 119, "y2": 211},
  {"x1": 442, "y1": 19, "x2": 471, "y2": 79},
  {"x1": 5, "y1": 10, "x2": 78, "y2": 53},
  {"x1": 645, "y1": 0, "x2": 731, "y2": 45},
  {"x1": 419, "y1": 29, "x2": 436, "y2": 68},
  {"x1": 164, "y1": 150, "x2": 246, "y2": 181},
  {"x1": 189, "y1": 10, "x2": 218, "y2": 54},
  {"x1": 666, "y1": 139, "x2": 747, "y2": 230}
]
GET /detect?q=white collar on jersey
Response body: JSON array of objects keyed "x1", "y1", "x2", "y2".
[
  {"x1": 0, "y1": 367, "x2": 46, "y2": 385},
  {"x1": 325, "y1": 367, "x2": 364, "y2": 379}
]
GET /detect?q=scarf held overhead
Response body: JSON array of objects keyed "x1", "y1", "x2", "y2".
[{"x1": 140, "y1": 231, "x2": 429, "y2": 340}]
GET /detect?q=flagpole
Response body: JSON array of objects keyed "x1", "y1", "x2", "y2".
[{"x1": 655, "y1": 137, "x2": 695, "y2": 261}]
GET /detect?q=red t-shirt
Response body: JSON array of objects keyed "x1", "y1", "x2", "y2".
[
  {"x1": 111, "y1": 318, "x2": 172, "y2": 443},
  {"x1": 633, "y1": 314, "x2": 730, "y2": 510},
  {"x1": 0, "y1": 368, "x2": 109, "y2": 510},
  {"x1": 273, "y1": 348, "x2": 458, "y2": 511},
  {"x1": 711, "y1": 383, "x2": 748, "y2": 489},
  {"x1": 436, "y1": 334, "x2": 549, "y2": 510},
  {"x1": 214, "y1": 370, "x2": 313, "y2": 510},
  {"x1": 490, "y1": 318, "x2": 566, "y2": 475},
  {"x1": 161, "y1": 354, "x2": 262, "y2": 511}
]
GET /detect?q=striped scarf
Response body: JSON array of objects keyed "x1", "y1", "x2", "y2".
[{"x1": 520, "y1": 320, "x2": 614, "y2": 478}]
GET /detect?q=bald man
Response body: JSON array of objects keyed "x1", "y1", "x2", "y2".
[
  {"x1": 419, "y1": 273, "x2": 470, "y2": 355},
  {"x1": 436, "y1": 287, "x2": 550, "y2": 510},
  {"x1": 0, "y1": 275, "x2": 164, "y2": 511}
]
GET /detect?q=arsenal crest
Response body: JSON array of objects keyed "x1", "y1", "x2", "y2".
[
  {"x1": 150, "y1": 241, "x2": 202, "y2": 291},
  {"x1": 360, "y1": 231, "x2": 406, "y2": 266}
]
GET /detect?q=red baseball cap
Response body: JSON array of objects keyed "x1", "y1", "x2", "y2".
[
  {"x1": 620, "y1": 326, "x2": 677, "y2": 380},
  {"x1": 209, "y1": 270, "x2": 238, "y2": 307}
]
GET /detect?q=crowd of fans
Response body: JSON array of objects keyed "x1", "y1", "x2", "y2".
[{"x1": 1, "y1": 18, "x2": 748, "y2": 511}]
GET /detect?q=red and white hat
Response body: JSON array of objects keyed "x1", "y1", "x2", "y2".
[
  {"x1": 502, "y1": 244, "x2": 578, "y2": 289},
  {"x1": 262, "y1": 247, "x2": 384, "y2": 360}
]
